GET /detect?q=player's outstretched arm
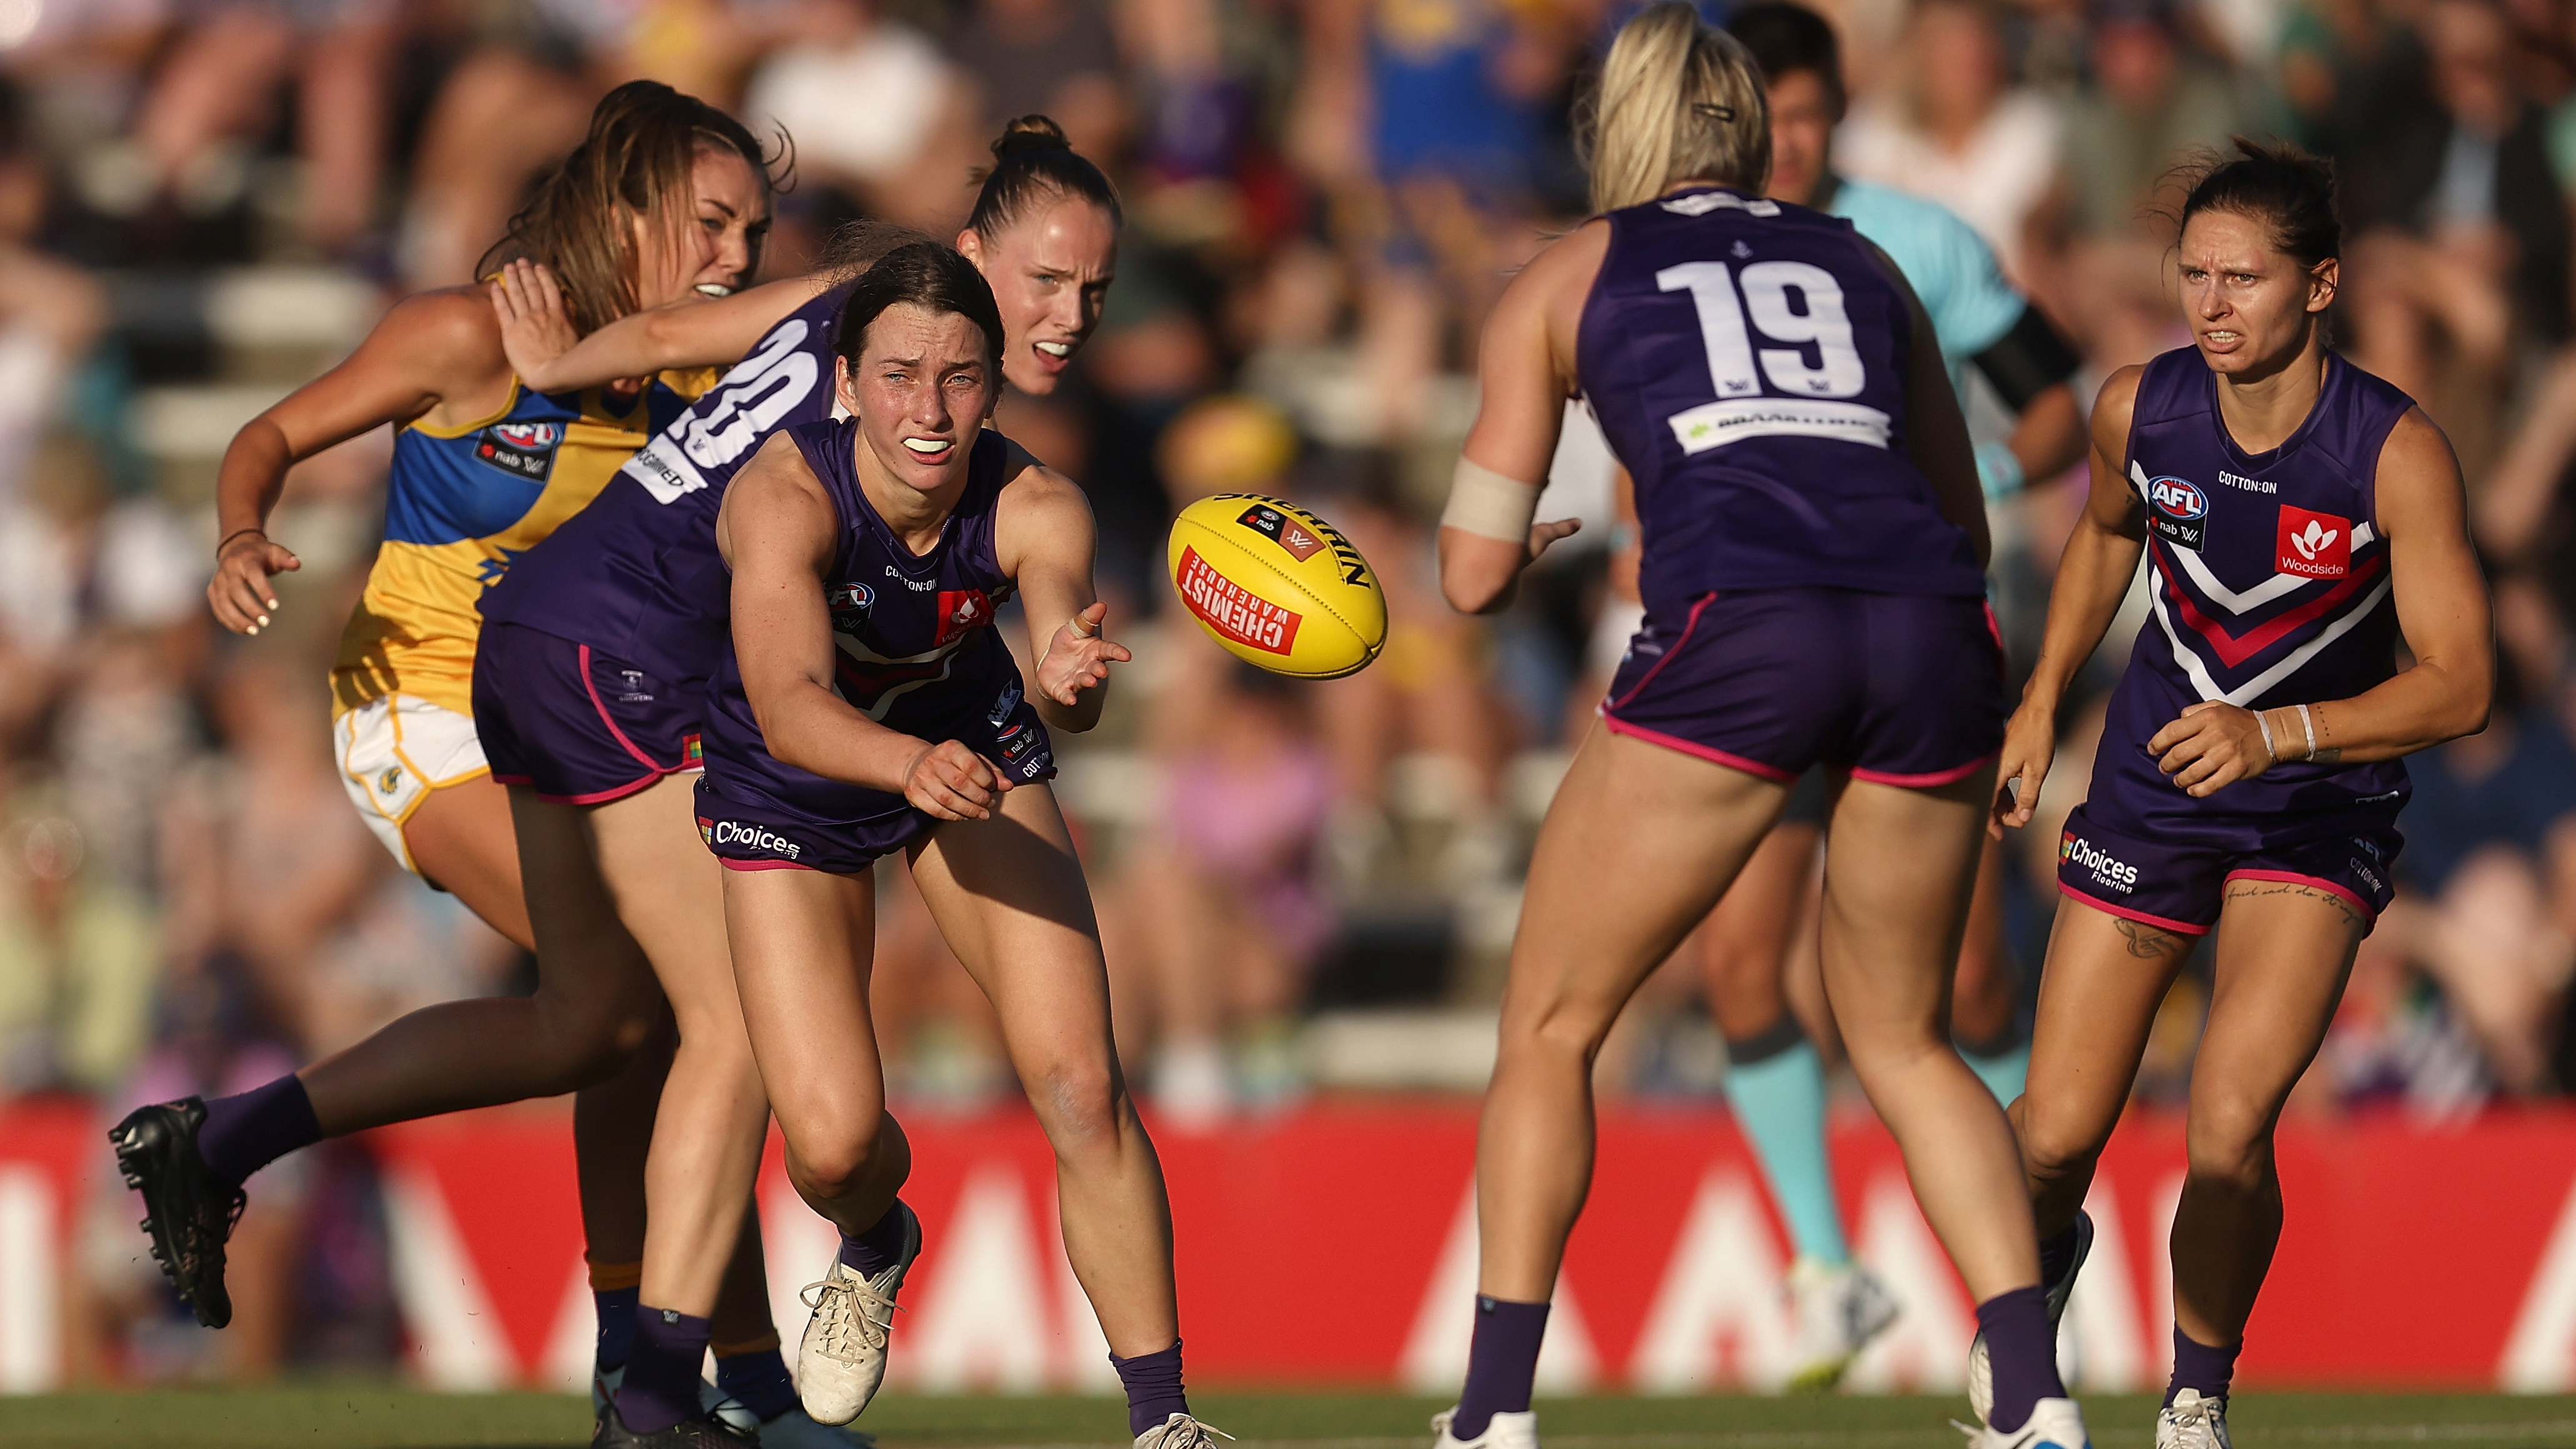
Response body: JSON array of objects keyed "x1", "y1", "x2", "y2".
[
  {"x1": 996, "y1": 458, "x2": 1131, "y2": 733},
  {"x1": 2152, "y1": 408, "x2": 2494, "y2": 798},
  {"x1": 492, "y1": 261, "x2": 831, "y2": 393},
  {"x1": 1439, "y1": 222, "x2": 1600, "y2": 615},
  {"x1": 718, "y1": 434, "x2": 1011, "y2": 820},
  {"x1": 1992, "y1": 365, "x2": 2150, "y2": 835},
  {"x1": 209, "y1": 289, "x2": 506, "y2": 634}
]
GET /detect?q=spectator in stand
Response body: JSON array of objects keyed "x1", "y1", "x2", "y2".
[
  {"x1": 949, "y1": 0, "x2": 1129, "y2": 159},
  {"x1": 126, "y1": 0, "x2": 401, "y2": 254},
  {"x1": 0, "y1": 793, "x2": 157, "y2": 1099},
  {"x1": 2382, "y1": 643, "x2": 2576, "y2": 1095},
  {"x1": 2040, "y1": 0, "x2": 2247, "y2": 367},
  {"x1": 743, "y1": 0, "x2": 985, "y2": 234},
  {"x1": 1837, "y1": 0, "x2": 2061, "y2": 282},
  {"x1": 2340, "y1": 0, "x2": 2569, "y2": 454},
  {"x1": 1112, "y1": 658, "x2": 1334, "y2": 1125}
]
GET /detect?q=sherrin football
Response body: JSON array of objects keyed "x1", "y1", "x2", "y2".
[{"x1": 1167, "y1": 493, "x2": 1387, "y2": 679}]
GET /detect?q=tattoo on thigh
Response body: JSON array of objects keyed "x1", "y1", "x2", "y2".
[
  {"x1": 2114, "y1": 918, "x2": 2189, "y2": 960},
  {"x1": 2226, "y1": 879, "x2": 2364, "y2": 930}
]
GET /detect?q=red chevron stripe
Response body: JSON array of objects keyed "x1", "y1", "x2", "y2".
[{"x1": 2155, "y1": 544, "x2": 2383, "y2": 669}]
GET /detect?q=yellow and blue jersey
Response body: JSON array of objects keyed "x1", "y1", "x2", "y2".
[{"x1": 331, "y1": 369, "x2": 719, "y2": 718}]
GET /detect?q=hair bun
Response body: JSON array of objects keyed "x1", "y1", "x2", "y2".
[{"x1": 992, "y1": 115, "x2": 1071, "y2": 158}]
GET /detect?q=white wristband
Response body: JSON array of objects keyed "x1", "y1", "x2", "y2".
[
  {"x1": 2256, "y1": 709, "x2": 2278, "y2": 766},
  {"x1": 1440, "y1": 456, "x2": 1542, "y2": 543},
  {"x1": 2297, "y1": 703, "x2": 2317, "y2": 760}
]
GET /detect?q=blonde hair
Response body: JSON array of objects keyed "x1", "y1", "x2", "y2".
[{"x1": 1580, "y1": 2, "x2": 1771, "y2": 214}]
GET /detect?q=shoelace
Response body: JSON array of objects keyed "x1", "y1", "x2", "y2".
[
  {"x1": 2162, "y1": 1396, "x2": 2224, "y2": 1448},
  {"x1": 1147, "y1": 1416, "x2": 1236, "y2": 1449},
  {"x1": 799, "y1": 1269, "x2": 903, "y2": 1363}
]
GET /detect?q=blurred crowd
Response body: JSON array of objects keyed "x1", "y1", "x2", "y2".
[{"x1": 8, "y1": 0, "x2": 2576, "y2": 1381}]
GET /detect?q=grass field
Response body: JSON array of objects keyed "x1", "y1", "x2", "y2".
[{"x1": 5, "y1": 1389, "x2": 2576, "y2": 1449}]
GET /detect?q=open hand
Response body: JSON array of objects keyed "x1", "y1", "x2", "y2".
[
  {"x1": 207, "y1": 530, "x2": 302, "y2": 635},
  {"x1": 1037, "y1": 601, "x2": 1132, "y2": 706},
  {"x1": 904, "y1": 738, "x2": 1011, "y2": 820},
  {"x1": 2150, "y1": 700, "x2": 2274, "y2": 798},
  {"x1": 489, "y1": 259, "x2": 580, "y2": 391}
]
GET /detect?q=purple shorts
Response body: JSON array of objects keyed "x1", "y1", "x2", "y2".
[
  {"x1": 696, "y1": 706, "x2": 1056, "y2": 876},
  {"x1": 2056, "y1": 800, "x2": 2402, "y2": 936},
  {"x1": 1600, "y1": 588, "x2": 2005, "y2": 787},
  {"x1": 472, "y1": 621, "x2": 702, "y2": 806}
]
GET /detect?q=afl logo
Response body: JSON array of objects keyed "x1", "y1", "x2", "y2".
[
  {"x1": 2145, "y1": 475, "x2": 2207, "y2": 551},
  {"x1": 827, "y1": 581, "x2": 874, "y2": 633},
  {"x1": 2149, "y1": 476, "x2": 2207, "y2": 519},
  {"x1": 492, "y1": 422, "x2": 560, "y2": 450}
]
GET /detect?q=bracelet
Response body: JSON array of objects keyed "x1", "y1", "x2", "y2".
[
  {"x1": 216, "y1": 527, "x2": 267, "y2": 556},
  {"x1": 2297, "y1": 703, "x2": 2318, "y2": 760},
  {"x1": 2255, "y1": 709, "x2": 2279, "y2": 766}
]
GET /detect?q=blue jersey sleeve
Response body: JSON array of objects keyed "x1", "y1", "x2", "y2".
[{"x1": 1832, "y1": 179, "x2": 2024, "y2": 367}]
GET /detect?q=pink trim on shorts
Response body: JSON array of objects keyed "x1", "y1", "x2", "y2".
[
  {"x1": 1599, "y1": 713, "x2": 1799, "y2": 781},
  {"x1": 718, "y1": 857, "x2": 817, "y2": 872},
  {"x1": 1983, "y1": 601, "x2": 2004, "y2": 651},
  {"x1": 579, "y1": 643, "x2": 674, "y2": 775},
  {"x1": 2224, "y1": 868, "x2": 2376, "y2": 921},
  {"x1": 490, "y1": 771, "x2": 536, "y2": 786},
  {"x1": 537, "y1": 773, "x2": 664, "y2": 807},
  {"x1": 2056, "y1": 879, "x2": 2212, "y2": 936},
  {"x1": 1849, "y1": 751, "x2": 1999, "y2": 789},
  {"x1": 1605, "y1": 592, "x2": 1715, "y2": 712}
]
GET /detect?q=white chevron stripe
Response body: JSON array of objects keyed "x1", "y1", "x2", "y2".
[
  {"x1": 2151, "y1": 571, "x2": 2393, "y2": 706},
  {"x1": 2128, "y1": 461, "x2": 2375, "y2": 616}
]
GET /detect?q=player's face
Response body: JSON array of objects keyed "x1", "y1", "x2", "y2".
[
  {"x1": 1764, "y1": 69, "x2": 1837, "y2": 208},
  {"x1": 840, "y1": 303, "x2": 1000, "y2": 496},
  {"x1": 2175, "y1": 208, "x2": 2336, "y2": 376},
  {"x1": 958, "y1": 195, "x2": 1119, "y2": 396},
  {"x1": 633, "y1": 146, "x2": 772, "y2": 310}
]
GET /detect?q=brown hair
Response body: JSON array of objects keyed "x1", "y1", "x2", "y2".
[
  {"x1": 2171, "y1": 136, "x2": 2341, "y2": 268},
  {"x1": 480, "y1": 81, "x2": 785, "y2": 334},
  {"x1": 965, "y1": 116, "x2": 1122, "y2": 240}
]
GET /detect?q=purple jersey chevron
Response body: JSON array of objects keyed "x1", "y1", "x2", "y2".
[{"x1": 2089, "y1": 347, "x2": 2415, "y2": 848}]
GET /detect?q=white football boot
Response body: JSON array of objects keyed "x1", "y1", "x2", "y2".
[
  {"x1": 2154, "y1": 1390, "x2": 2232, "y2": 1449},
  {"x1": 796, "y1": 1203, "x2": 921, "y2": 1425},
  {"x1": 1961, "y1": 1397, "x2": 2091, "y2": 1449},
  {"x1": 1785, "y1": 1258, "x2": 1902, "y2": 1391},
  {"x1": 1429, "y1": 1408, "x2": 1539, "y2": 1449},
  {"x1": 1969, "y1": 1210, "x2": 2094, "y2": 1425},
  {"x1": 1135, "y1": 1412, "x2": 1234, "y2": 1449},
  {"x1": 702, "y1": 1382, "x2": 879, "y2": 1448}
]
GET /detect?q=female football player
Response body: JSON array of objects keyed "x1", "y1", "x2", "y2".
[
  {"x1": 468, "y1": 119, "x2": 1122, "y2": 1445},
  {"x1": 111, "y1": 83, "x2": 829, "y2": 1446},
  {"x1": 1989, "y1": 140, "x2": 2490, "y2": 1449},
  {"x1": 1430, "y1": 8, "x2": 2087, "y2": 1448},
  {"x1": 692, "y1": 243, "x2": 1214, "y2": 1449}
]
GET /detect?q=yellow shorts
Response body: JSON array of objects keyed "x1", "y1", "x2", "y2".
[{"x1": 334, "y1": 694, "x2": 489, "y2": 873}]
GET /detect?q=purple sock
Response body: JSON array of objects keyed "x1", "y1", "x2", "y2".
[
  {"x1": 838, "y1": 1201, "x2": 910, "y2": 1277},
  {"x1": 2038, "y1": 1221, "x2": 2082, "y2": 1288},
  {"x1": 594, "y1": 1285, "x2": 639, "y2": 1371},
  {"x1": 1975, "y1": 1286, "x2": 2065, "y2": 1433},
  {"x1": 1108, "y1": 1339, "x2": 1189, "y2": 1436},
  {"x1": 2166, "y1": 1326, "x2": 2240, "y2": 1406},
  {"x1": 618, "y1": 1305, "x2": 711, "y2": 1434},
  {"x1": 1452, "y1": 1296, "x2": 1549, "y2": 1442},
  {"x1": 716, "y1": 1345, "x2": 797, "y2": 1421},
  {"x1": 196, "y1": 1076, "x2": 322, "y2": 1187}
]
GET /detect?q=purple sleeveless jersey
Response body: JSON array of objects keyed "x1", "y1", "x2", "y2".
[
  {"x1": 479, "y1": 283, "x2": 851, "y2": 684},
  {"x1": 1577, "y1": 186, "x2": 1987, "y2": 609},
  {"x1": 2092, "y1": 348, "x2": 2414, "y2": 843},
  {"x1": 694, "y1": 420, "x2": 1052, "y2": 872}
]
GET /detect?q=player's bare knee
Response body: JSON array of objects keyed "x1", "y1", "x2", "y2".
[
  {"x1": 2019, "y1": 1104, "x2": 2111, "y2": 1185},
  {"x1": 1031, "y1": 1057, "x2": 1125, "y2": 1153},
  {"x1": 789, "y1": 1119, "x2": 891, "y2": 1203},
  {"x1": 2185, "y1": 1097, "x2": 2277, "y2": 1186}
]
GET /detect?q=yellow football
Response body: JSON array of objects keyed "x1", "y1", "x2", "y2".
[{"x1": 1167, "y1": 493, "x2": 1387, "y2": 679}]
